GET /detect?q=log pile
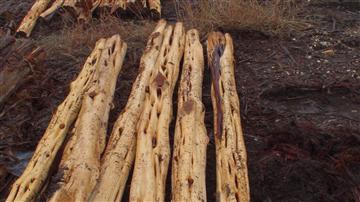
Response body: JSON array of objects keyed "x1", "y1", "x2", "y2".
[
  {"x1": 0, "y1": 32, "x2": 44, "y2": 107},
  {"x1": 6, "y1": 34, "x2": 127, "y2": 202},
  {"x1": 129, "y1": 22, "x2": 185, "y2": 202},
  {"x1": 89, "y1": 20, "x2": 167, "y2": 202},
  {"x1": 5, "y1": 20, "x2": 251, "y2": 202},
  {"x1": 207, "y1": 32, "x2": 250, "y2": 202},
  {"x1": 171, "y1": 29, "x2": 208, "y2": 202},
  {"x1": 17, "y1": 0, "x2": 162, "y2": 37}
]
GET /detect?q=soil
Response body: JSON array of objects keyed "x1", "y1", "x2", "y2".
[{"x1": 0, "y1": 1, "x2": 359, "y2": 201}]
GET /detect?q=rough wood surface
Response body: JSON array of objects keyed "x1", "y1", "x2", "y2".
[
  {"x1": 6, "y1": 37, "x2": 108, "y2": 202},
  {"x1": 207, "y1": 32, "x2": 250, "y2": 202},
  {"x1": 49, "y1": 34, "x2": 127, "y2": 202},
  {"x1": 16, "y1": 0, "x2": 52, "y2": 37},
  {"x1": 89, "y1": 20, "x2": 167, "y2": 202},
  {"x1": 0, "y1": 34, "x2": 44, "y2": 107},
  {"x1": 172, "y1": 29, "x2": 208, "y2": 202},
  {"x1": 129, "y1": 22, "x2": 185, "y2": 202}
]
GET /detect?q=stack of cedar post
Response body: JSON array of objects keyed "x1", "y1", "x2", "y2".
[
  {"x1": 0, "y1": 31, "x2": 45, "y2": 107},
  {"x1": 16, "y1": 0, "x2": 161, "y2": 37},
  {"x1": 6, "y1": 20, "x2": 250, "y2": 202}
]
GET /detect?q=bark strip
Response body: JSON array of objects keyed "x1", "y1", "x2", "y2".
[
  {"x1": 129, "y1": 22, "x2": 185, "y2": 202},
  {"x1": 172, "y1": 29, "x2": 208, "y2": 202},
  {"x1": 6, "y1": 37, "x2": 106, "y2": 202},
  {"x1": 207, "y1": 32, "x2": 250, "y2": 202},
  {"x1": 16, "y1": 0, "x2": 52, "y2": 37},
  {"x1": 49, "y1": 35, "x2": 127, "y2": 202},
  {"x1": 89, "y1": 20, "x2": 167, "y2": 202}
]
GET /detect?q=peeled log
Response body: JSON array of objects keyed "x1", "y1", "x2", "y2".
[
  {"x1": 89, "y1": 20, "x2": 167, "y2": 202},
  {"x1": 207, "y1": 32, "x2": 250, "y2": 202},
  {"x1": 49, "y1": 35, "x2": 127, "y2": 202},
  {"x1": 6, "y1": 36, "x2": 105, "y2": 202},
  {"x1": 16, "y1": 0, "x2": 52, "y2": 37},
  {"x1": 172, "y1": 29, "x2": 208, "y2": 202},
  {"x1": 130, "y1": 22, "x2": 185, "y2": 202}
]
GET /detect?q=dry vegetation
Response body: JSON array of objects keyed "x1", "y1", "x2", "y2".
[
  {"x1": 37, "y1": 16, "x2": 155, "y2": 62},
  {"x1": 176, "y1": 0, "x2": 306, "y2": 36}
]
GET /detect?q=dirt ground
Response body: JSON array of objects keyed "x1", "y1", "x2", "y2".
[{"x1": 0, "y1": 1, "x2": 359, "y2": 201}]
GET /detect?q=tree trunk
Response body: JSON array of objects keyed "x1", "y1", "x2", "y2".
[
  {"x1": 129, "y1": 22, "x2": 185, "y2": 202},
  {"x1": 172, "y1": 29, "x2": 208, "y2": 202},
  {"x1": 49, "y1": 35, "x2": 127, "y2": 202},
  {"x1": 0, "y1": 34, "x2": 44, "y2": 107},
  {"x1": 89, "y1": 20, "x2": 167, "y2": 202},
  {"x1": 6, "y1": 36, "x2": 108, "y2": 202},
  {"x1": 207, "y1": 32, "x2": 250, "y2": 202},
  {"x1": 16, "y1": 0, "x2": 52, "y2": 37}
]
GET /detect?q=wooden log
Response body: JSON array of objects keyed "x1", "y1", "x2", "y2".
[
  {"x1": 171, "y1": 29, "x2": 208, "y2": 202},
  {"x1": 6, "y1": 37, "x2": 106, "y2": 202},
  {"x1": 148, "y1": 0, "x2": 161, "y2": 17},
  {"x1": 16, "y1": 0, "x2": 52, "y2": 37},
  {"x1": 129, "y1": 22, "x2": 185, "y2": 202},
  {"x1": 49, "y1": 34, "x2": 127, "y2": 202},
  {"x1": 0, "y1": 35, "x2": 44, "y2": 107},
  {"x1": 89, "y1": 20, "x2": 167, "y2": 202},
  {"x1": 207, "y1": 32, "x2": 250, "y2": 202}
]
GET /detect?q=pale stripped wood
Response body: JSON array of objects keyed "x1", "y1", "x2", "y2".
[
  {"x1": 207, "y1": 32, "x2": 250, "y2": 202},
  {"x1": 89, "y1": 20, "x2": 167, "y2": 202},
  {"x1": 17, "y1": 0, "x2": 52, "y2": 37},
  {"x1": 130, "y1": 22, "x2": 185, "y2": 202},
  {"x1": 49, "y1": 35, "x2": 127, "y2": 202},
  {"x1": 6, "y1": 36, "x2": 105, "y2": 202},
  {"x1": 172, "y1": 29, "x2": 208, "y2": 202}
]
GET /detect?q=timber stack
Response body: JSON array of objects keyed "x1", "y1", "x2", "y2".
[{"x1": 17, "y1": 0, "x2": 162, "y2": 37}]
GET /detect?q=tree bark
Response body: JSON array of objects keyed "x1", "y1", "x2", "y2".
[
  {"x1": 49, "y1": 35, "x2": 127, "y2": 202},
  {"x1": 89, "y1": 20, "x2": 167, "y2": 202},
  {"x1": 6, "y1": 36, "x2": 108, "y2": 202},
  {"x1": 172, "y1": 29, "x2": 208, "y2": 202},
  {"x1": 207, "y1": 32, "x2": 250, "y2": 202},
  {"x1": 129, "y1": 22, "x2": 185, "y2": 202},
  {"x1": 16, "y1": 0, "x2": 52, "y2": 37}
]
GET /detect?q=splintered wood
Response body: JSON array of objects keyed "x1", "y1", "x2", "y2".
[
  {"x1": 89, "y1": 20, "x2": 167, "y2": 202},
  {"x1": 207, "y1": 32, "x2": 250, "y2": 202},
  {"x1": 130, "y1": 22, "x2": 185, "y2": 202},
  {"x1": 6, "y1": 35, "x2": 126, "y2": 202},
  {"x1": 17, "y1": 0, "x2": 162, "y2": 37},
  {"x1": 172, "y1": 29, "x2": 208, "y2": 202},
  {"x1": 50, "y1": 35, "x2": 127, "y2": 202}
]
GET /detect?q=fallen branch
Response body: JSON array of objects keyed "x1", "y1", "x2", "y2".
[
  {"x1": 207, "y1": 32, "x2": 250, "y2": 202},
  {"x1": 6, "y1": 36, "x2": 108, "y2": 202},
  {"x1": 49, "y1": 35, "x2": 127, "y2": 202},
  {"x1": 0, "y1": 34, "x2": 44, "y2": 107},
  {"x1": 89, "y1": 20, "x2": 167, "y2": 202},
  {"x1": 172, "y1": 29, "x2": 208, "y2": 202},
  {"x1": 130, "y1": 22, "x2": 185, "y2": 202},
  {"x1": 16, "y1": 0, "x2": 52, "y2": 37}
]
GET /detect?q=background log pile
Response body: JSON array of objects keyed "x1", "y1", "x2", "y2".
[{"x1": 16, "y1": 0, "x2": 162, "y2": 37}]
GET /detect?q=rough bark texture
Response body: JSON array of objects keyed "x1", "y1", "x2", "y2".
[
  {"x1": 129, "y1": 22, "x2": 185, "y2": 202},
  {"x1": 16, "y1": 0, "x2": 52, "y2": 37},
  {"x1": 0, "y1": 34, "x2": 44, "y2": 107},
  {"x1": 49, "y1": 35, "x2": 127, "y2": 202},
  {"x1": 89, "y1": 20, "x2": 167, "y2": 202},
  {"x1": 6, "y1": 34, "x2": 108, "y2": 202},
  {"x1": 207, "y1": 32, "x2": 250, "y2": 202},
  {"x1": 172, "y1": 29, "x2": 208, "y2": 202}
]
